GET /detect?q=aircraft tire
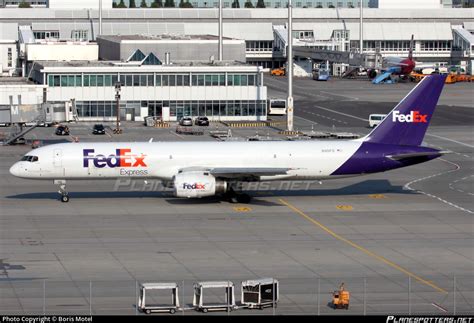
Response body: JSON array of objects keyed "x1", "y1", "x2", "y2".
[{"x1": 236, "y1": 194, "x2": 251, "y2": 204}]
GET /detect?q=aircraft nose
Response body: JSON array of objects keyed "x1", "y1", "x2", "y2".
[{"x1": 9, "y1": 163, "x2": 22, "y2": 177}]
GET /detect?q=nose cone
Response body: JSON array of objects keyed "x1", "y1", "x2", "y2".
[{"x1": 9, "y1": 163, "x2": 22, "y2": 177}]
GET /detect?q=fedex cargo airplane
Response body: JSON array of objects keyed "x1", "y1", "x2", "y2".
[{"x1": 10, "y1": 75, "x2": 448, "y2": 203}]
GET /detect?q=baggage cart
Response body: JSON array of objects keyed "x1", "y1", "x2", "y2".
[
  {"x1": 241, "y1": 278, "x2": 279, "y2": 309},
  {"x1": 138, "y1": 282, "x2": 180, "y2": 314}
]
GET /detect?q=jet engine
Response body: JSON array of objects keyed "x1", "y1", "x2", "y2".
[{"x1": 173, "y1": 171, "x2": 227, "y2": 198}]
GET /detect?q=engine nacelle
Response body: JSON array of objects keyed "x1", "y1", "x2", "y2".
[{"x1": 173, "y1": 171, "x2": 227, "y2": 198}]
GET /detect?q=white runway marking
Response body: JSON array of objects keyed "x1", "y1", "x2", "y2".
[
  {"x1": 426, "y1": 133, "x2": 474, "y2": 149},
  {"x1": 404, "y1": 158, "x2": 473, "y2": 214},
  {"x1": 170, "y1": 130, "x2": 184, "y2": 139},
  {"x1": 312, "y1": 104, "x2": 368, "y2": 122},
  {"x1": 449, "y1": 175, "x2": 474, "y2": 197},
  {"x1": 320, "y1": 90, "x2": 359, "y2": 101}
]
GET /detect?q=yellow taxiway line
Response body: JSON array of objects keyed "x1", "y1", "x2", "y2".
[{"x1": 278, "y1": 198, "x2": 448, "y2": 294}]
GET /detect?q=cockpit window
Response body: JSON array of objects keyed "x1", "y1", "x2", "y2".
[{"x1": 20, "y1": 155, "x2": 39, "y2": 162}]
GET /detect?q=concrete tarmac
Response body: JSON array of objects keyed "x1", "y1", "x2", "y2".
[{"x1": 0, "y1": 77, "x2": 472, "y2": 315}]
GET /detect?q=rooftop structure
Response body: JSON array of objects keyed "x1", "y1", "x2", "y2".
[{"x1": 97, "y1": 34, "x2": 246, "y2": 62}]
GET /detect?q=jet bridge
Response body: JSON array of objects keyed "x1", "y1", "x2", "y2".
[
  {"x1": 293, "y1": 47, "x2": 382, "y2": 71},
  {"x1": 1, "y1": 101, "x2": 77, "y2": 145}
]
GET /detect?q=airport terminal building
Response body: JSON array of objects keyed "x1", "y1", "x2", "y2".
[{"x1": 30, "y1": 58, "x2": 267, "y2": 122}]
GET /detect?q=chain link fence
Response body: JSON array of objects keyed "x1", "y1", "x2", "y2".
[{"x1": 0, "y1": 276, "x2": 472, "y2": 315}]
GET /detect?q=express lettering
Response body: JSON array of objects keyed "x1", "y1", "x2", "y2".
[
  {"x1": 83, "y1": 149, "x2": 147, "y2": 168},
  {"x1": 392, "y1": 110, "x2": 428, "y2": 123},
  {"x1": 182, "y1": 183, "x2": 206, "y2": 190}
]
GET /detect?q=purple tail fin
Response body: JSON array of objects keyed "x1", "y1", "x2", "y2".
[{"x1": 364, "y1": 74, "x2": 446, "y2": 146}]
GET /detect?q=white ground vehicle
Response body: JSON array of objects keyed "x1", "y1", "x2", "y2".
[
  {"x1": 369, "y1": 114, "x2": 387, "y2": 128},
  {"x1": 268, "y1": 99, "x2": 286, "y2": 115}
]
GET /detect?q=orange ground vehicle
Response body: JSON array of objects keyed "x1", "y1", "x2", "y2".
[
  {"x1": 332, "y1": 283, "x2": 350, "y2": 310},
  {"x1": 454, "y1": 74, "x2": 474, "y2": 82},
  {"x1": 410, "y1": 72, "x2": 474, "y2": 84},
  {"x1": 271, "y1": 67, "x2": 285, "y2": 76}
]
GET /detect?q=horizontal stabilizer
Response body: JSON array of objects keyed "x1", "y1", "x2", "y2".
[{"x1": 386, "y1": 150, "x2": 450, "y2": 161}]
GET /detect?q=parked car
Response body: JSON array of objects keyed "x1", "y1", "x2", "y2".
[
  {"x1": 11, "y1": 137, "x2": 26, "y2": 145},
  {"x1": 92, "y1": 124, "x2": 106, "y2": 135},
  {"x1": 195, "y1": 116, "x2": 209, "y2": 126},
  {"x1": 179, "y1": 117, "x2": 193, "y2": 126},
  {"x1": 55, "y1": 125, "x2": 70, "y2": 136},
  {"x1": 271, "y1": 67, "x2": 285, "y2": 76}
]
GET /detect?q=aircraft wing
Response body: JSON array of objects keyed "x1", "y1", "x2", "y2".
[
  {"x1": 210, "y1": 167, "x2": 291, "y2": 178},
  {"x1": 386, "y1": 151, "x2": 451, "y2": 161},
  {"x1": 178, "y1": 167, "x2": 291, "y2": 179}
]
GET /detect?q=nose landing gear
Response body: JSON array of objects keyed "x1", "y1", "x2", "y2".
[{"x1": 54, "y1": 179, "x2": 69, "y2": 203}]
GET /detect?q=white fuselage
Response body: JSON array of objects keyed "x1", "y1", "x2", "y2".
[{"x1": 10, "y1": 141, "x2": 363, "y2": 181}]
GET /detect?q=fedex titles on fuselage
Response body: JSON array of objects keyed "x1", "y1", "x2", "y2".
[{"x1": 83, "y1": 148, "x2": 148, "y2": 176}]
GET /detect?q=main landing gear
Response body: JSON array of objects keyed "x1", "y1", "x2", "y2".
[
  {"x1": 225, "y1": 187, "x2": 252, "y2": 204},
  {"x1": 54, "y1": 179, "x2": 69, "y2": 203}
]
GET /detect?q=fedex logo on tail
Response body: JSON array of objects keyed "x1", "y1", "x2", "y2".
[
  {"x1": 83, "y1": 149, "x2": 147, "y2": 168},
  {"x1": 392, "y1": 110, "x2": 428, "y2": 123}
]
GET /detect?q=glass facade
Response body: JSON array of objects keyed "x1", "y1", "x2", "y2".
[
  {"x1": 76, "y1": 101, "x2": 118, "y2": 118},
  {"x1": 420, "y1": 41, "x2": 452, "y2": 51},
  {"x1": 49, "y1": 71, "x2": 266, "y2": 120},
  {"x1": 246, "y1": 41, "x2": 273, "y2": 52},
  {"x1": 48, "y1": 73, "x2": 260, "y2": 87},
  {"x1": 76, "y1": 100, "x2": 267, "y2": 119},
  {"x1": 33, "y1": 30, "x2": 60, "y2": 40},
  {"x1": 351, "y1": 40, "x2": 454, "y2": 53},
  {"x1": 113, "y1": 0, "x2": 374, "y2": 7}
]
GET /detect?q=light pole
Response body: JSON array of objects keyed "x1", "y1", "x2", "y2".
[
  {"x1": 114, "y1": 82, "x2": 122, "y2": 134},
  {"x1": 218, "y1": 0, "x2": 223, "y2": 61},
  {"x1": 359, "y1": 0, "x2": 363, "y2": 54},
  {"x1": 287, "y1": 0, "x2": 294, "y2": 132}
]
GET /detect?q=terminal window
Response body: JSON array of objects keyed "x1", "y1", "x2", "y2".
[
  {"x1": 76, "y1": 100, "x2": 267, "y2": 119},
  {"x1": 7, "y1": 48, "x2": 12, "y2": 68},
  {"x1": 48, "y1": 73, "x2": 260, "y2": 88},
  {"x1": 71, "y1": 30, "x2": 88, "y2": 41},
  {"x1": 420, "y1": 41, "x2": 451, "y2": 51},
  {"x1": 33, "y1": 30, "x2": 59, "y2": 40}
]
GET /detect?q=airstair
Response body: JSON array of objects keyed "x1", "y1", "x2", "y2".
[
  {"x1": 372, "y1": 71, "x2": 394, "y2": 84},
  {"x1": 341, "y1": 67, "x2": 360, "y2": 78}
]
